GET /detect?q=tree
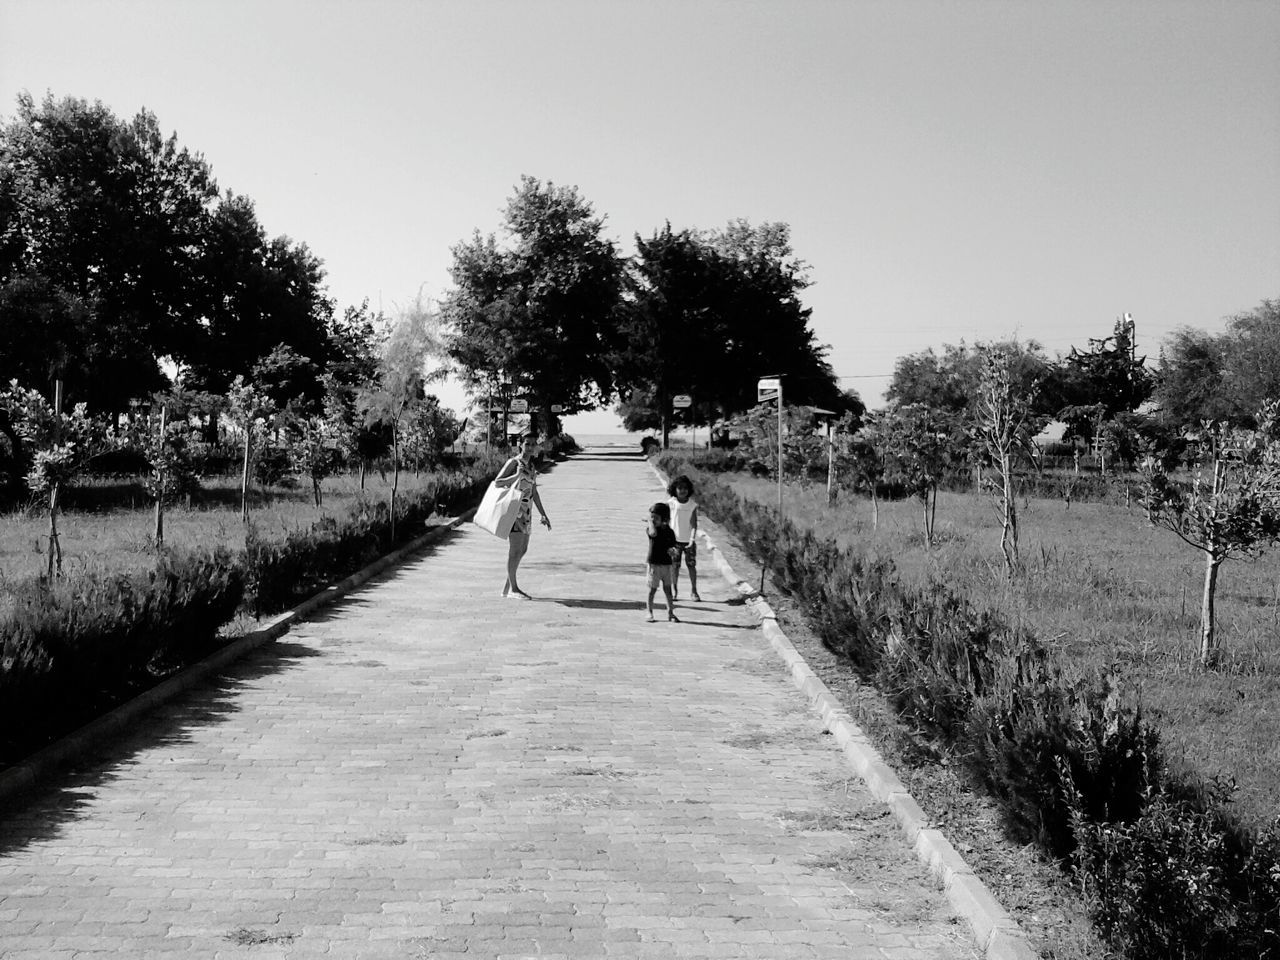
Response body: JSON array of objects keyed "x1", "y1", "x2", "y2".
[
  {"x1": 226, "y1": 376, "x2": 277, "y2": 522},
  {"x1": 971, "y1": 347, "x2": 1041, "y2": 575},
  {"x1": 876, "y1": 403, "x2": 953, "y2": 545},
  {"x1": 0, "y1": 93, "x2": 219, "y2": 413},
  {"x1": 1050, "y1": 317, "x2": 1153, "y2": 447},
  {"x1": 183, "y1": 194, "x2": 334, "y2": 400},
  {"x1": 361, "y1": 292, "x2": 443, "y2": 539},
  {"x1": 1143, "y1": 402, "x2": 1280, "y2": 667},
  {"x1": 444, "y1": 176, "x2": 623, "y2": 438},
  {"x1": 1154, "y1": 299, "x2": 1280, "y2": 430},
  {"x1": 886, "y1": 339, "x2": 1050, "y2": 464},
  {"x1": 0, "y1": 380, "x2": 112, "y2": 576},
  {"x1": 613, "y1": 224, "x2": 723, "y2": 446},
  {"x1": 289, "y1": 413, "x2": 339, "y2": 508},
  {"x1": 833, "y1": 411, "x2": 885, "y2": 528}
]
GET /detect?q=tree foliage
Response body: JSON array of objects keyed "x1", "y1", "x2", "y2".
[
  {"x1": 1154, "y1": 299, "x2": 1280, "y2": 429},
  {"x1": 444, "y1": 176, "x2": 623, "y2": 437}
]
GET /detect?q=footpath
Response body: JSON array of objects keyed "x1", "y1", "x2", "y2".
[{"x1": 0, "y1": 447, "x2": 983, "y2": 959}]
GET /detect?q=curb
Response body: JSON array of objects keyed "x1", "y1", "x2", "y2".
[
  {"x1": 0, "y1": 507, "x2": 478, "y2": 810},
  {"x1": 648, "y1": 460, "x2": 1037, "y2": 960}
]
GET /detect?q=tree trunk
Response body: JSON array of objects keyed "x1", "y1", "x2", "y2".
[
  {"x1": 390, "y1": 423, "x2": 400, "y2": 542},
  {"x1": 1000, "y1": 463, "x2": 1018, "y2": 575},
  {"x1": 313, "y1": 476, "x2": 322, "y2": 508},
  {"x1": 154, "y1": 405, "x2": 167, "y2": 549},
  {"x1": 871, "y1": 489, "x2": 879, "y2": 531},
  {"x1": 46, "y1": 482, "x2": 62, "y2": 578},
  {"x1": 1200, "y1": 548, "x2": 1221, "y2": 668},
  {"x1": 240, "y1": 429, "x2": 252, "y2": 522}
]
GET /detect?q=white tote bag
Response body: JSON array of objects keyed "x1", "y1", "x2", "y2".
[{"x1": 473, "y1": 478, "x2": 523, "y2": 539}]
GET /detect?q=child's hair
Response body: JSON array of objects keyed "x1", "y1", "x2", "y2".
[
  {"x1": 666, "y1": 474, "x2": 695, "y2": 498},
  {"x1": 650, "y1": 501, "x2": 671, "y2": 522}
]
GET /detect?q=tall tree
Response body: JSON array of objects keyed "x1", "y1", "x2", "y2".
[
  {"x1": 1050, "y1": 317, "x2": 1154, "y2": 445},
  {"x1": 0, "y1": 93, "x2": 218, "y2": 412},
  {"x1": 183, "y1": 194, "x2": 334, "y2": 398},
  {"x1": 444, "y1": 176, "x2": 623, "y2": 439},
  {"x1": 614, "y1": 224, "x2": 725, "y2": 445}
]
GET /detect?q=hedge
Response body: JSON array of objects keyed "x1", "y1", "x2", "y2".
[{"x1": 657, "y1": 451, "x2": 1280, "y2": 960}]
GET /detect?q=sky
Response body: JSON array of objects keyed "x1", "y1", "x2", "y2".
[{"x1": 2, "y1": 0, "x2": 1278, "y2": 435}]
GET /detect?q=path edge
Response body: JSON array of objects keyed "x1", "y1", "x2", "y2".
[
  {"x1": 0, "y1": 507, "x2": 479, "y2": 809},
  {"x1": 650, "y1": 462, "x2": 1037, "y2": 960}
]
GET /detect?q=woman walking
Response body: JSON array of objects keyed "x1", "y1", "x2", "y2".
[{"x1": 492, "y1": 435, "x2": 551, "y2": 598}]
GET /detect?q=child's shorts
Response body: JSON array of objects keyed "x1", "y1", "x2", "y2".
[
  {"x1": 647, "y1": 563, "x2": 674, "y2": 590},
  {"x1": 673, "y1": 541, "x2": 696, "y2": 568}
]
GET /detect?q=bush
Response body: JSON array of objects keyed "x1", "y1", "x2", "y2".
[
  {"x1": 0, "y1": 550, "x2": 244, "y2": 763},
  {"x1": 1075, "y1": 793, "x2": 1280, "y2": 959}
]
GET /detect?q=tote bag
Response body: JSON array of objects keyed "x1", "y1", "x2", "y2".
[{"x1": 474, "y1": 478, "x2": 524, "y2": 539}]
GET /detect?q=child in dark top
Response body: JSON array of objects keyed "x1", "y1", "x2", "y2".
[{"x1": 646, "y1": 501, "x2": 680, "y2": 623}]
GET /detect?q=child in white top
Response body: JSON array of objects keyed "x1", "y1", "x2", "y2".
[{"x1": 666, "y1": 474, "x2": 701, "y2": 602}]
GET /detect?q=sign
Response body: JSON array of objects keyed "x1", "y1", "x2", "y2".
[
  {"x1": 550, "y1": 404, "x2": 564, "y2": 413},
  {"x1": 757, "y1": 377, "x2": 781, "y2": 402},
  {"x1": 672, "y1": 394, "x2": 692, "y2": 409},
  {"x1": 509, "y1": 399, "x2": 529, "y2": 413}
]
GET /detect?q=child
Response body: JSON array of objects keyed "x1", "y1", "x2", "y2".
[
  {"x1": 646, "y1": 501, "x2": 680, "y2": 623},
  {"x1": 667, "y1": 474, "x2": 701, "y2": 602}
]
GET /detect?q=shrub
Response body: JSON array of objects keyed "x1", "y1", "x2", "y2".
[
  {"x1": 0, "y1": 550, "x2": 244, "y2": 762},
  {"x1": 1075, "y1": 792, "x2": 1280, "y2": 959}
]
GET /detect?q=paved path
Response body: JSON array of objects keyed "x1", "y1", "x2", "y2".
[{"x1": 0, "y1": 448, "x2": 978, "y2": 959}]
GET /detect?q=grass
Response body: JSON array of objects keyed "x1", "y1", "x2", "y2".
[
  {"x1": 0, "y1": 468, "x2": 467, "y2": 586},
  {"x1": 726, "y1": 475, "x2": 1280, "y2": 831}
]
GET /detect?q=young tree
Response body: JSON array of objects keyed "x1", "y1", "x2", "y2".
[
  {"x1": 227, "y1": 376, "x2": 277, "y2": 522},
  {"x1": 0, "y1": 380, "x2": 111, "y2": 576},
  {"x1": 877, "y1": 403, "x2": 952, "y2": 545},
  {"x1": 971, "y1": 347, "x2": 1041, "y2": 576},
  {"x1": 361, "y1": 292, "x2": 443, "y2": 539},
  {"x1": 134, "y1": 396, "x2": 200, "y2": 548},
  {"x1": 1143, "y1": 401, "x2": 1280, "y2": 667},
  {"x1": 290, "y1": 414, "x2": 338, "y2": 508},
  {"x1": 832, "y1": 411, "x2": 884, "y2": 527}
]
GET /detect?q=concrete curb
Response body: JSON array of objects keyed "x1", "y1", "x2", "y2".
[
  {"x1": 0, "y1": 507, "x2": 478, "y2": 809},
  {"x1": 648, "y1": 460, "x2": 1037, "y2": 960}
]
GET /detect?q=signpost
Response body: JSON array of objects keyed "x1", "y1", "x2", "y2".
[
  {"x1": 672, "y1": 394, "x2": 693, "y2": 449},
  {"x1": 757, "y1": 376, "x2": 783, "y2": 514},
  {"x1": 509, "y1": 399, "x2": 529, "y2": 413}
]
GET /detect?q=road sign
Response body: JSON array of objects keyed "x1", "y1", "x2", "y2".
[
  {"x1": 757, "y1": 377, "x2": 781, "y2": 402},
  {"x1": 550, "y1": 404, "x2": 564, "y2": 413},
  {"x1": 509, "y1": 399, "x2": 529, "y2": 413},
  {"x1": 672, "y1": 394, "x2": 692, "y2": 409}
]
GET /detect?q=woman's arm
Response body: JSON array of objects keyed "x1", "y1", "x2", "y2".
[
  {"x1": 531, "y1": 485, "x2": 551, "y2": 528},
  {"x1": 493, "y1": 458, "x2": 518, "y2": 486}
]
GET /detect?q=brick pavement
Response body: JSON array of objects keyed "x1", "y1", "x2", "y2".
[{"x1": 0, "y1": 446, "x2": 979, "y2": 959}]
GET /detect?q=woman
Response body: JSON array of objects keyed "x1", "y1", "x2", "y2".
[{"x1": 492, "y1": 435, "x2": 551, "y2": 598}]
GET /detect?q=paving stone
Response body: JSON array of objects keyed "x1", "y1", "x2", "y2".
[{"x1": 0, "y1": 446, "x2": 979, "y2": 959}]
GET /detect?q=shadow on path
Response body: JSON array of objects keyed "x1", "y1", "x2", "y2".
[{"x1": 0, "y1": 639, "x2": 323, "y2": 857}]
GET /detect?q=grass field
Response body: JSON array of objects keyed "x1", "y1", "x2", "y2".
[
  {"x1": 0, "y1": 469, "x2": 467, "y2": 587},
  {"x1": 725, "y1": 474, "x2": 1280, "y2": 831}
]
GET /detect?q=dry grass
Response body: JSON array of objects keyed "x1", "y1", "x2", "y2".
[{"x1": 727, "y1": 475, "x2": 1280, "y2": 830}]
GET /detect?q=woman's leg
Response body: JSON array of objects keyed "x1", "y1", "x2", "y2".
[{"x1": 506, "y1": 531, "x2": 531, "y2": 597}]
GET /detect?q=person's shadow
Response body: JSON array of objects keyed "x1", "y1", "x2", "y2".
[{"x1": 542, "y1": 598, "x2": 646, "y2": 611}]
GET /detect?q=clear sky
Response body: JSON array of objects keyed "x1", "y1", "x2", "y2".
[{"x1": 3, "y1": 0, "x2": 1277, "y2": 434}]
